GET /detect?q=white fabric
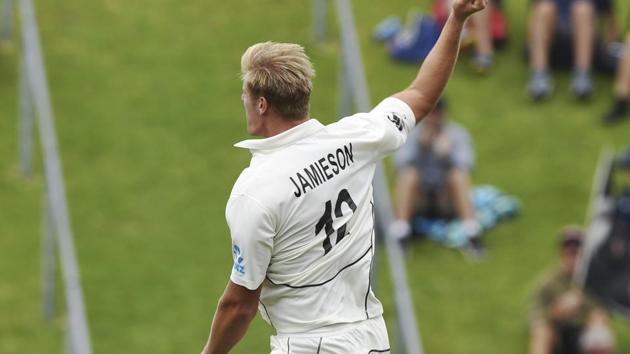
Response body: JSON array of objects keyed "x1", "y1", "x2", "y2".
[
  {"x1": 226, "y1": 97, "x2": 415, "y2": 334},
  {"x1": 269, "y1": 316, "x2": 390, "y2": 354}
]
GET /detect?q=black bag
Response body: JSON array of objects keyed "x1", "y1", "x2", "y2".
[{"x1": 585, "y1": 190, "x2": 630, "y2": 316}]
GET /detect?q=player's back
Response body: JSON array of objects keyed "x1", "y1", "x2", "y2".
[{"x1": 227, "y1": 98, "x2": 415, "y2": 335}]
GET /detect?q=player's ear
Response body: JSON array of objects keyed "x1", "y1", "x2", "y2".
[{"x1": 257, "y1": 96, "x2": 269, "y2": 115}]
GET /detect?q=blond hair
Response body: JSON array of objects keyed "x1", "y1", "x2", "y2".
[{"x1": 241, "y1": 42, "x2": 315, "y2": 120}]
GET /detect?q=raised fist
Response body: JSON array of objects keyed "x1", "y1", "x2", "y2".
[{"x1": 452, "y1": 0, "x2": 487, "y2": 22}]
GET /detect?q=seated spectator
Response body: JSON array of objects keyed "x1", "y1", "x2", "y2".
[
  {"x1": 391, "y1": 99, "x2": 483, "y2": 256},
  {"x1": 529, "y1": 226, "x2": 616, "y2": 354},
  {"x1": 527, "y1": 0, "x2": 615, "y2": 100},
  {"x1": 603, "y1": 33, "x2": 630, "y2": 124}
]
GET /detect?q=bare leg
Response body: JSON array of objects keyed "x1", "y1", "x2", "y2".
[
  {"x1": 572, "y1": 0, "x2": 595, "y2": 71},
  {"x1": 472, "y1": 1, "x2": 493, "y2": 58},
  {"x1": 528, "y1": 1, "x2": 557, "y2": 100},
  {"x1": 614, "y1": 33, "x2": 630, "y2": 98},
  {"x1": 602, "y1": 13, "x2": 619, "y2": 46},
  {"x1": 395, "y1": 167, "x2": 421, "y2": 222},
  {"x1": 469, "y1": 0, "x2": 494, "y2": 73},
  {"x1": 391, "y1": 167, "x2": 422, "y2": 240},
  {"x1": 529, "y1": 0, "x2": 557, "y2": 71},
  {"x1": 447, "y1": 169, "x2": 475, "y2": 220},
  {"x1": 446, "y1": 168, "x2": 485, "y2": 256},
  {"x1": 529, "y1": 319, "x2": 555, "y2": 354}
]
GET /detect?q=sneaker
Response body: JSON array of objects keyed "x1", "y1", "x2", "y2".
[
  {"x1": 571, "y1": 70, "x2": 593, "y2": 100},
  {"x1": 528, "y1": 70, "x2": 553, "y2": 101},
  {"x1": 469, "y1": 53, "x2": 494, "y2": 74},
  {"x1": 602, "y1": 98, "x2": 628, "y2": 125},
  {"x1": 388, "y1": 220, "x2": 411, "y2": 242}
]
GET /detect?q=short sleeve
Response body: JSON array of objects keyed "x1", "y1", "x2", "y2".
[
  {"x1": 367, "y1": 97, "x2": 416, "y2": 158},
  {"x1": 226, "y1": 194, "x2": 275, "y2": 290}
]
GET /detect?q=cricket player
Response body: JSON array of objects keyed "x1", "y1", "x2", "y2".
[{"x1": 202, "y1": 1, "x2": 487, "y2": 353}]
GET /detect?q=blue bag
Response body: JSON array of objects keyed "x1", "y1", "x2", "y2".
[
  {"x1": 388, "y1": 14, "x2": 441, "y2": 62},
  {"x1": 373, "y1": 16, "x2": 402, "y2": 42}
]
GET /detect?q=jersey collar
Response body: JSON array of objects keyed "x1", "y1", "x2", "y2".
[{"x1": 234, "y1": 119, "x2": 324, "y2": 151}]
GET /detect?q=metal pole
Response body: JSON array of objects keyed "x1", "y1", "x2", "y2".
[
  {"x1": 42, "y1": 190, "x2": 56, "y2": 321},
  {"x1": 338, "y1": 57, "x2": 353, "y2": 118},
  {"x1": 574, "y1": 149, "x2": 615, "y2": 288},
  {"x1": 374, "y1": 164, "x2": 424, "y2": 354},
  {"x1": 19, "y1": 0, "x2": 92, "y2": 353},
  {"x1": 19, "y1": 54, "x2": 34, "y2": 176},
  {"x1": 1, "y1": 0, "x2": 12, "y2": 40},
  {"x1": 334, "y1": 0, "x2": 424, "y2": 353},
  {"x1": 335, "y1": 0, "x2": 370, "y2": 111},
  {"x1": 66, "y1": 328, "x2": 74, "y2": 354},
  {"x1": 397, "y1": 317, "x2": 406, "y2": 354},
  {"x1": 313, "y1": 0, "x2": 327, "y2": 41}
]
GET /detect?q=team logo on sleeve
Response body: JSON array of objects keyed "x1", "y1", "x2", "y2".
[
  {"x1": 386, "y1": 112, "x2": 404, "y2": 131},
  {"x1": 232, "y1": 245, "x2": 245, "y2": 274}
]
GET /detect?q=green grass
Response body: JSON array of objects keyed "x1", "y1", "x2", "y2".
[{"x1": 1, "y1": 0, "x2": 630, "y2": 353}]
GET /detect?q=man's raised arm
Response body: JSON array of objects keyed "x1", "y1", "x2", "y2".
[{"x1": 393, "y1": 0, "x2": 487, "y2": 123}]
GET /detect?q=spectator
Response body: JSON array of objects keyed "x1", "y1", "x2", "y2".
[
  {"x1": 529, "y1": 226, "x2": 616, "y2": 354},
  {"x1": 391, "y1": 99, "x2": 483, "y2": 256},
  {"x1": 603, "y1": 33, "x2": 630, "y2": 124},
  {"x1": 527, "y1": 0, "x2": 615, "y2": 101}
]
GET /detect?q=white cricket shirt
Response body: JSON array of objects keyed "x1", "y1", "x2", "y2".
[{"x1": 226, "y1": 97, "x2": 415, "y2": 335}]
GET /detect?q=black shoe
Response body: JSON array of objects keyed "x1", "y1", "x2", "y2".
[
  {"x1": 463, "y1": 236, "x2": 486, "y2": 261},
  {"x1": 603, "y1": 99, "x2": 628, "y2": 124}
]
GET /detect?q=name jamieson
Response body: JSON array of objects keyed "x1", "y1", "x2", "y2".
[{"x1": 290, "y1": 143, "x2": 355, "y2": 198}]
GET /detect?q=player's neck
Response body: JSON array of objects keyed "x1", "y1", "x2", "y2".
[{"x1": 260, "y1": 114, "x2": 310, "y2": 138}]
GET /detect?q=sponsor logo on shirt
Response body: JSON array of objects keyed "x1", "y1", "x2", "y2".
[
  {"x1": 232, "y1": 245, "x2": 245, "y2": 274},
  {"x1": 387, "y1": 112, "x2": 404, "y2": 131}
]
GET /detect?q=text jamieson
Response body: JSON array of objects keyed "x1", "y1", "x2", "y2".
[{"x1": 290, "y1": 143, "x2": 354, "y2": 198}]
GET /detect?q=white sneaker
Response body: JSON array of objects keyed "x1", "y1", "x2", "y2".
[{"x1": 388, "y1": 220, "x2": 412, "y2": 242}]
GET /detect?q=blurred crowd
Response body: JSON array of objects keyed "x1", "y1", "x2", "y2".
[
  {"x1": 472, "y1": 0, "x2": 629, "y2": 123},
  {"x1": 381, "y1": 0, "x2": 630, "y2": 352},
  {"x1": 386, "y1": 0, "x2": 630, "y2": 245},
  {"x1": 377, "y1": 0, "x2": 630, "y2": 122}
]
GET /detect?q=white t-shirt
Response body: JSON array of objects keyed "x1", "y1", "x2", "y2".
[{"x1": 226, "y1": 97, "x2": 415, "y2": 335}]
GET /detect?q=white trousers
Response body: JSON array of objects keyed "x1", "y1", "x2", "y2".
[{"x1": 269, "y1": 316, "x2": 390, "y2": 354}]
